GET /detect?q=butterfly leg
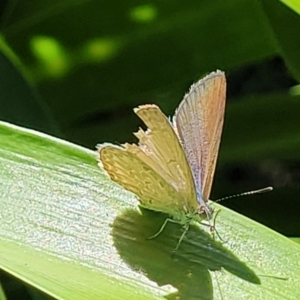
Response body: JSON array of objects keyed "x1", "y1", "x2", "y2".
[
  {"x1": 210, "y1": 209, "x2": 223, "y2": 241},
  {"x1": 210, "y1": 209, "x2": 225, "y2": 242},
  {"x1": 147, "y1": 218, "x2": 179, "y2": 240},
  {"x1": 197, "y1": 210, "x2": 224, "y2": 241},
  {"x1": 174, "y1": 224, "x2": 190, "y2": 251}
]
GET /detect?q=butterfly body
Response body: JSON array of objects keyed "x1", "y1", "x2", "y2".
[{"x1": 98, "y1": 70, "x2": 226, "y2": 248}]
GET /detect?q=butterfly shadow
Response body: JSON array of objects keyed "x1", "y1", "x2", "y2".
[{"x1": 111, "y1": 208, "x2": 260, "y2": 300}]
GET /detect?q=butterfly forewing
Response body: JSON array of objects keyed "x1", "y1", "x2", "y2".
[
  {"x1": 132, "y1": 105, "x2": 198, "y2": 210},
  {"x1": 173, "y1": 71, "x2": 226, "y2": 202}
]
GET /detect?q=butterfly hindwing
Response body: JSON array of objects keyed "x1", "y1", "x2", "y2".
[{"x1": 99, "y1": 144, "x2": 188, "y2": 215}]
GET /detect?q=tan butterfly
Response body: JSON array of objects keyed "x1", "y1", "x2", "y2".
[{"x1": 97, "y1": 70, "x2": 227, "y2": 249}]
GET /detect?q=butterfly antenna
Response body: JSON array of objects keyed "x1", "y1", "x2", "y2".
[{"x1": 215, "y1": 186, "x2": 273, "y2": 203}]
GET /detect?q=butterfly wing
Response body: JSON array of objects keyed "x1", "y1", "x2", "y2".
[
  {"x1": 98, "y1": 105, "x2": 199, "y2": 214},
  {"x1": 173, "y1": 70, "x2": 226, "y2": 202},
  {"x1": 98, "y1": 144, "x2": 185, "y2": 215}
]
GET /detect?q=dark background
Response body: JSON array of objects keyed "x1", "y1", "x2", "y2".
[{"x1": 0, "y1": 1, "x2": 300, "y2": 297}]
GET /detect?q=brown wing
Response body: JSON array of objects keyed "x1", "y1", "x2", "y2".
[{"x1": 173, "y1": 70, "x2": 226, "y2": 201}]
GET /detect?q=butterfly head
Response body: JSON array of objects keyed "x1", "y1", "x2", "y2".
[
  {"x1": 197, "y1": 202, "x2": 213, "y2": 220},
  {"x1": 195, "y1": 190, "x2": 214, "y2": 220}
]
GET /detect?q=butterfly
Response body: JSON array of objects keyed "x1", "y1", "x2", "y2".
[{"x1": 97, "y1": 70, "x2": 226, "y2": 250}]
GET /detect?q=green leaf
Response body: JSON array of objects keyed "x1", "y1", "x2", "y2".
[
  {"x1": 280, "y1": 0, "x2": 300, "y2": 15},
  {"x1": 0, "y1": 282, "x2": 6, "y2": 300},
  {"x1": 0, "y1": 46, "x2": 60, "y2": 136},
  {"x1": 290, "y1": 237, "x2": 300, "y2": 244},
  {"x1": 261, "y1": 0, "x2": 300, "y2": 80},
  {"x1": 0, "y1": 121, "x2": 300, "y2": 299}
]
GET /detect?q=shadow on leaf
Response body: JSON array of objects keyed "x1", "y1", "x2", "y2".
[{"x1": 112, "y1": 208, "x2": 260, "y2": 299}]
